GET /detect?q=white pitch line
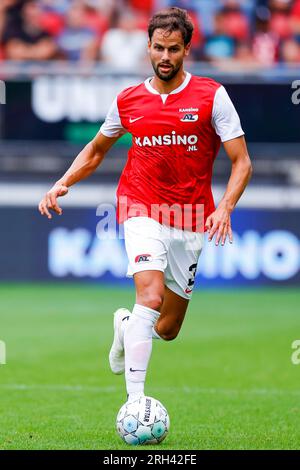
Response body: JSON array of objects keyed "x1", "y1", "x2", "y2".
[{"x1": 0, "y1": 384, "x2": 300, "y2": 396}]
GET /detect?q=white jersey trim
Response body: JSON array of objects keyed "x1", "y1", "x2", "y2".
[
  {"x1": 99, "y1": 97, "x2": 126, "y2": 138},
  {"x1": 144, "y1": 71, "x2": 192, "y2": 103},
  {"x1": 211, "y1": 86, "x2": 244, "y2": 142}
]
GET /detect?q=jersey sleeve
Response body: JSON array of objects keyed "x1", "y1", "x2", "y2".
[
  {"x1": 99, "y1": 97, "x2": 127, "y2": 138},
  {"x1": 211, "y1": 86, "x2": 244, "y2": 142}
]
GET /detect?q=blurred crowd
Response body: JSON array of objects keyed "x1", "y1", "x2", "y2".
[{"x1": 0, "y1": 0, "x2": 300, "y2": 68}]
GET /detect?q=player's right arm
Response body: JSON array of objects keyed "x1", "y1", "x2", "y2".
[{"x1": 38, "y1": 132, "x2": 119, "y2": 219}]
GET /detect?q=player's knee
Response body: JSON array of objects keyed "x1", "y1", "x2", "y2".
[
  {"x1": 158, "y1": 326, "x2": 180, "y2": 341},
  {"x1": 160, "y1": 331, "x2": 179, "y2": 341},
  {"x1": 137, "y1": 292, "x2": 164, "y2": 312}
]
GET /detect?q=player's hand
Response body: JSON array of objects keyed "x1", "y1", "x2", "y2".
[
  {"x1": 205, "y1": 205, "x2": 233, "y2": 246},
  {"x1": 38, "y1": 184, "x2": 68, "y2": 219}
]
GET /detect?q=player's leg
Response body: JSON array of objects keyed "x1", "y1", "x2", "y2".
[
  {"x1": 124, "y1": 269, "x2": 164, "y2": 402},
  {"x1": 154, "y1": 286, "x2": 189, "y2": 341},
  {"x1": 124, "y1": 270, "x2": 190, "y2": 401},
  {"x1": 152, "y1": 228, "x2": 204, "y2": 342},
  {"x1": 124, "y1": 272, "x2": 190, "y2": 402},
  {"x1": 109, "y1": 217, "x2": 168, "y2": 400},
  {"x1": 134, "y1": 270, "x2": 165, "y2": 309},
  {"x1": 110, "y1": 282, "x2": 182, "y2": 375}
]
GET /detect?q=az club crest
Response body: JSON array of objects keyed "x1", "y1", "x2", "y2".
[{"x1": 180, "y1": 113, "x2": 199, "y2": 122}]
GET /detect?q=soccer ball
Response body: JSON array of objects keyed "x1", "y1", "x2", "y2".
[{"x1": 116, "y1": 396, "x2": 170, "y2": 445}]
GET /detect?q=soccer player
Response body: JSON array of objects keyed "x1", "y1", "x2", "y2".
[{"x1": 39, "y1": 8, "x2": 252, "y2": 404}]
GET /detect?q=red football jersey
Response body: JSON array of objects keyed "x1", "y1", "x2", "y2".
[{"x1": 100, "y1": 72, "x2": 244, "y2": 231}]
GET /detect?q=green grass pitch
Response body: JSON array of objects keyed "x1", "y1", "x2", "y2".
[{"x1": 0, "y1": 284, "x2": 299, "y2": 450}]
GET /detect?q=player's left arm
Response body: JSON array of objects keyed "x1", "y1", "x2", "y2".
[{"x1": 205, "y1": 135, "x2": 252, "y2": 245}]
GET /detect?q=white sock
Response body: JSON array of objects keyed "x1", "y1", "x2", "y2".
[{"x1": 124, "y1": 303, "x2": 160, "y2": 402}]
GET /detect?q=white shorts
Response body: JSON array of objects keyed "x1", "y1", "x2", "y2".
[{"x1": 124, "y1": 217, "x2": 204, "y2": 300}]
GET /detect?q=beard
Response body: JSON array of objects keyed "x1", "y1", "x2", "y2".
[{"x1": 151, "y1": 60, "x2": 182, "y2": 82}]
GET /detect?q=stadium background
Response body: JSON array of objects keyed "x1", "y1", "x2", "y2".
[{"x1": 0, "y1": 0, "x2": 300, "y2": 450}]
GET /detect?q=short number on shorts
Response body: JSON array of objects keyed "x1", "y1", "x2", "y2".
[{"x1": 187, "y1": 263, "x2": 197, "y2": 287}]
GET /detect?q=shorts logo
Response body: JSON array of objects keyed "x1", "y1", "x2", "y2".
[
  {"x1": 180, "y1": 114, "x2": 198, "y2": 122},
  {"x1": 135, "y1": 254, "x2": 153, "y2": 263},
  {"x1": 185, "y1": 287, "x2": 193, "y2": 294}
]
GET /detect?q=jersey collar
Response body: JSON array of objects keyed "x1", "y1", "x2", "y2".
[{"x1": 144, "y1": 72, "x2": 192, "y2": 96}]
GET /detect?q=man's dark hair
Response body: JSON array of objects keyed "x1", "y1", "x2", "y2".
[{"x1": 148, "y1": 7, "x2": 194, "y2": 46}]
